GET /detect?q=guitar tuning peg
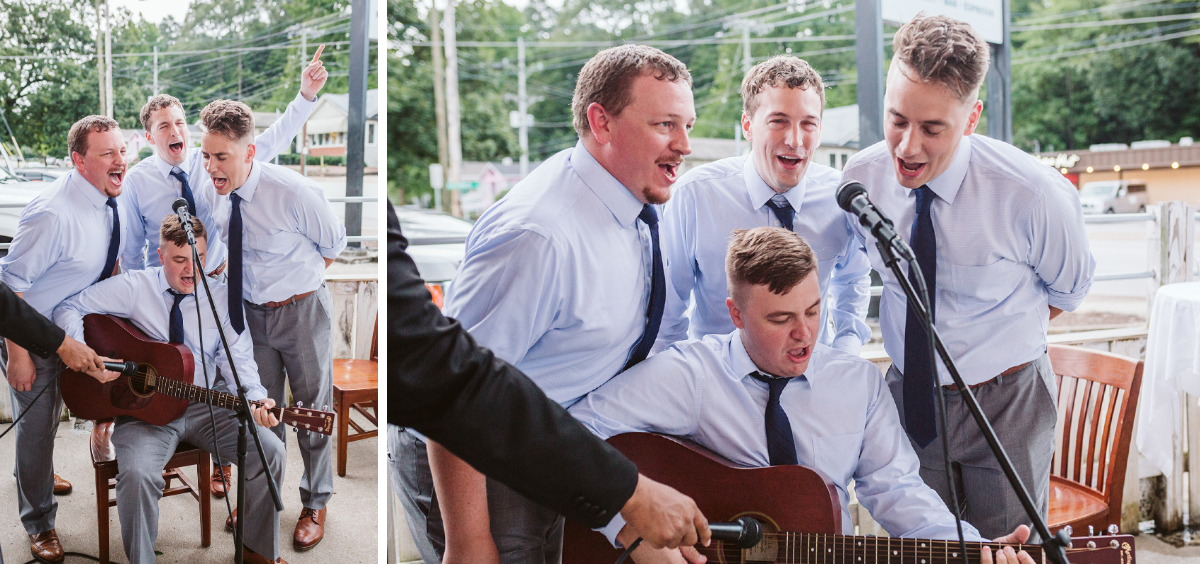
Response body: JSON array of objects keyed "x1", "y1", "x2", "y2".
[
  {"x1": 1063, "y1": 525, "x2": 1072, "y2": 536},
  {"x1": 322, "y1": 405, "x2": 329, "y2": 411},
  {"x1": 297, "y1": 401, "x2": 304, "y2": 408},
  {"x1": 1087, "y1": 525, "x2": 1094, "y2": 537},
  {"x1": 1106, "y1": 524, "x2": 1118, "y2": 535}
]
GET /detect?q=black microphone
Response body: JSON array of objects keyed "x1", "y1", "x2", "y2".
[
  {"x1": 102, "y1": 361, "x2": 138, "y2": 377},
  {"x1": 172, "y1": 197, "x2": 196, "y2": 245},
  {"x1": 708, "y1": 517, "x2": 762, "y2": 549},
  {"x1": 836, "y1": 181, "x2": 916, "y2": 262}
]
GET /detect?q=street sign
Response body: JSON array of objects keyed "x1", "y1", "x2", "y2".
[
  {"x1": 882, "y1": 0, "x2": 1003, "y2": 44},
  {"x1": 429, "y1": 163, "x2": 444, "y2": 189},
  {"x1": 447, "y1": 180, "x2": 479, "y2": 190}
]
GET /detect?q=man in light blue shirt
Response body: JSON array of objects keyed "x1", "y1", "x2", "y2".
[
  {"x1": 571, "y1": 227, "x2": 1033, "y2": 564},
  {"x1": 0, "y1": 115, "x2": 130, "y2": 563},
  {"x1": 841, "y1": 15, "x2": 1094, "y2": 541},
  {"x1": 659, "y1": 55, "x2": 871, "y2": 354},
  {"x1": 396, "y1": 45, "x2": 697, "y2": 564},
  {"x1": 54, "y1": 216, "x2": 286, "y2": 564},
  {"x1": 121, "y1": 47, "x2": 327, "y2": 277},
  {"x1": 199, "y1": 99, "x2": 346, "y2": 555}
]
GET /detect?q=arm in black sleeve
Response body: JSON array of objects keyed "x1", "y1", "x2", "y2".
[
  {"x1": 0, "y1": 282, "x2": 65, "y2": 359},
  {"x1": 387, "y1": 202, "x2": 638, "y2": 528}
]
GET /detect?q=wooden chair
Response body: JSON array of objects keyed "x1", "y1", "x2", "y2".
[
  {"x1": 1047, "y1": 344, "x2": 1143, "y2": 535},
  {"x1": 91, "y1": 420, "x2": 211, "y2": 564},
  {"x1": 332, "y1": 316, "x2": 379, "y2": 477}
]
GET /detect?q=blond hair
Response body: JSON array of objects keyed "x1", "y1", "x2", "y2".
[
  {"x1": 892, "y1": 13, "x2": 990, "y2": 101},
  {"x1": 571, "y1": 45, "x2": 691, "y2": 137},
  {"x1": 741, "y1": 55, "x2": 825, "y2": 118},
  {"x1": 725, "y1": 227, "x2": 817, "y2": 305},
  {"x1": 199, "y1": 99, "x2": 255, "y2": 143}
]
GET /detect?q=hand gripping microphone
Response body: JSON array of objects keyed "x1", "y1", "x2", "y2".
[
  {"x1": 101, "y1": 360, "x2": 138, "y2": 377},
  {"x1": 708, "y1": 517, "x2": 763, "y2": 549},
  {"x1": 171, "y1": 197, "x2": 196, "y2": 245},
  {"x1": 836, "y1": 181, "x2": 916, "y2": 262}
]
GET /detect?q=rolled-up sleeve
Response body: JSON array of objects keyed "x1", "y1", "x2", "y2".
[
  {"x1": 1026, "y1": 179, "x2": 1095, "y2": 312},
  {"x1": 826, "y1": 216, "x2": 873, "y2": 354},
  {"x1": 293, "y1": 184, "x2": 348, "y2": 260}
]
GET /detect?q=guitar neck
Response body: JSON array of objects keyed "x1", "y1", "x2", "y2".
[
  {"x1": 766, "y1": 532, "x2": 1044, "y2": 564},
  {"x1": 143, "y1": 373, "x2": 278, "y2": 416}
]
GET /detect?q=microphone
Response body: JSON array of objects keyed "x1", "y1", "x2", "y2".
[
  {"x1": 708, "y1": 517, "x2": 762, "y2": 549},
  {"x1": 102, "y1": 360, "x2": 138, "y2": 377},
  {"x1": 836, "y1": 181, "x2": 916, "y2": 262},
  {"x1": 172, "y1": 197, "x2": 196, "y2": 245}
]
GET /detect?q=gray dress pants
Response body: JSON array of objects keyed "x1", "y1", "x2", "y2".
[
  {"x1": 244, "y1": 285, "x2": 335, "y2": 510},
  {"x1": 10, "y1": 352, "x2": 65, "y2": 535},
  {"x1": 112, "y1": 402, "x2": 286, "y2": 563},
  {"x1": 393, "y1": 427, "x2": 565, "y2": 564},
  {"x1": 887, "y1": 353, "x2": 1057, "y2": 542}
]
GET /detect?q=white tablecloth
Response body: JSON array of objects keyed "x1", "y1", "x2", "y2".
[{"x1": 1136, "y1": 281, "x2": 1200, "y2": 479}]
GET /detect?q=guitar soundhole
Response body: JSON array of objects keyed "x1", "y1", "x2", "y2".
[
  {"x1": 128, "y1": 364, "x2": 157, "y2": 397},
  {"x1": 716, "y1": 512, "x2": 780, "y2": 564}
]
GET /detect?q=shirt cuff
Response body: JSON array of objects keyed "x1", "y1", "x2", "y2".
[
  {"x1": 295, "y1": 90, "x2": 318, "y2": 106},
  {"x1": 1047, "y1": 279, "x2": 1092, "y2": 312},
  {"x1": 597, "y1": 513, "x2": 627, "y2": 548},
  {"x1": 831, "y1": 334, "x2": 864, "y2": 356}
]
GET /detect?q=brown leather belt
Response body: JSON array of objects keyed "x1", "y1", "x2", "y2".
[
  {"x1": 942, "y1": 360, "x2": 1033, "y2": 391},
  {"x1": 261, "y1": 289, "x2": 317, "y2": 309}
]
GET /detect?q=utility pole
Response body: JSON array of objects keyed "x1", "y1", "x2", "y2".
[
  {"x1": 445, "y1": 0, "x2": 463, "y2": 217},
  {"x1": 734, "y1": 21, "x2": 752, "y2": 156},
  {"x1": 105, "y1": 0, "x2": 113, "y2": 119},
  {"x1": 431, "y1": 2, "x2": 449, "y2": 212},
  {"x1": 95, "y1": 1, "x2": 105, "y2": 115},
  {"x1": 153, "y1": 46, "x2": 159, "y2": 96},
  {"x1": 346, "y1": 0, "x2": 370, "y2": 247},
  {"x1": 517, "y1": 36, "x2": 529, "y2": 177}
]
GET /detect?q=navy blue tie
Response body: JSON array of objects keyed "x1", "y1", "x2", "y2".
[
  {"x1": 169, "y1": 291, "x2": 188, "y2": 344},
  {"x1": 752, "y1": 372, "x2": 798, "y2": 465},
  {"x1": 622, "y1": 204, "x2": 665, "y2": 371},
  {"x1": 98, "y1": 197, "x2": 120, "y2": 282},
  {"x1": 903, "y1": 185, "x2": 938, "y2": 448},
  {"x1": 764, "y1": 195, "x2": 794, "y2": 231},
  {"x1": 228, "y1": 192, "x2": 245, "y2": 334},
  {"x1": 169, "y1": 169, "x2": 197, "y2": 216}
]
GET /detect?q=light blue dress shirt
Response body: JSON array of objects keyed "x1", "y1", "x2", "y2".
[
  {"x1": 568, "y1": 331, "x2": 987, "y2": 544},
  {"x1": 658, "y1": 156, "x2": 872, "y2": 353},
  {"x1": 121, "y1": 92, "x2": 317, "y2": 273},
  {"x1": 0, "y1": 171, "x2": 129, "y2": 318},
  {"x1": 53, "y1": 267, "x2": 267, "y2": 401},
  {"x1": 842, "y1": 135, "x2": 1095, "y2": 385},
  {"x1": 211, "y1": 161, "x2": 347, "y2": 304},
  {"x1": 442, "y1": 141, "x2": 656, "y2": 408}
]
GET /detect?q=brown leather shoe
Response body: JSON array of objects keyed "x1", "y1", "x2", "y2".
[
  {"x1": 225, "y1": 508, "x2": 238, "y2": 531},
  {"x1": 29, "y1": 529, "x2": 64, "y2": 564},
  {"x1": 241, "y1": 546, "x2": 287, "y2": 564},
  {"x1": 52, "y1": 474, "x2": 71, "y2": 495},
  {"x1": 292, "y1": 507, "x2": 326, "y2": 551},
  {"x1": 211, "y1": 464, "x2": 231, "y2": 498}
]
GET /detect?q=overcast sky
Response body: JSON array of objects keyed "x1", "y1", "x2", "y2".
[{"x1": 107, "y1": 0, "x2": 192, "y2": 25}]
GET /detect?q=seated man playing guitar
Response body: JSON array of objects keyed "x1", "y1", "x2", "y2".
[
  {"x1": 53, "y1": 215, "x2": 288, "y2": 564},
  {"x1": 568, "y1": 227, "x2": 1034, "y2": 564}
]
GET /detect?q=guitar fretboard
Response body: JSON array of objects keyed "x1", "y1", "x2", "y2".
[
  {"x1": 137, "y1": 372, "x2": 281, "y2": 417},
  {"x1": 722, "y1": 532, "x2": 1047, "y2": 564}
]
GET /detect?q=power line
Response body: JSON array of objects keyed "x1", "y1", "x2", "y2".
[
  {"x1": 1014, "y1": 26, "x2": 1200, "y2": 64},
  {"x1": 1014, "y1": 12, "x2": 1200, "y2": 31}
]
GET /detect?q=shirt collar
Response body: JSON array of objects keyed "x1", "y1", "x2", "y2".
[
  {"x1": 742, "y1": 155, "x2": 807, "y2": 212},
  {"x1": 68, "y1": 171, "x2": 111, "y2": 210},
  {"x1": 153, "y1": 153, "x2": 179, "y2": 182},
  {"x1": 924, "y1": 135, "x2": 973, "y2": 205},
  {"x1": 230, "y1": 161, "x2": 263, "y2": 203},
  {"x1": 570, "y1": 140, "x2": 646, "y2": 228},
  {"x1": 729, "y1": 329, "x2": 813, "y2": 389}
]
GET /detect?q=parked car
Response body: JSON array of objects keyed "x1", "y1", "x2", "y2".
[
  {"x1": 0, "y1": 167, "x2": 52, "y2": 246},
  {"x1": 1079, "y1": 180, "x2": 1148, "y2": 214},
  {"x1": 395, "y1": 205, "x2": 473, "y2": 308}
]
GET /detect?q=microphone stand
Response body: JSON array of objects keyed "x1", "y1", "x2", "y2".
[
  {"x1": 874, "y1": 239, "x2": 1071, "y2": 564},
  {"x1": 182, "y1": 217, "x2": 283, "y2": 564}
]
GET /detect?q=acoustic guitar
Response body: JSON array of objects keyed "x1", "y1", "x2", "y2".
[
  {"x1": 563, "y1": 433, "x2": 1134, "y2": 564},
  {"x1": 61, "y1": 314, "x2": 334, "y2": 435}
]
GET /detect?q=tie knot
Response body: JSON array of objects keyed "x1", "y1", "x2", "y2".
[
  {"x1": 106, "y1": 197, "x2": 117, "y2": 210},
  {"x1": 766, "y1": 194, "x2": 793, "y2": 212},
  {"x1": 168, "y1": 290, "x2": 188, "y2": 305},
  {"x1": 751, "y1": 371, "x2": 793, "y2": 400},
  {"x1": 915, "y1": 185, "x2": 935, "y2": 215},
  {"x1": 637, "y1": 204, "x2": 658, "y2": 227},
  {"x1": 170, "y1": 169, "x2": 188, "y2": 183}
]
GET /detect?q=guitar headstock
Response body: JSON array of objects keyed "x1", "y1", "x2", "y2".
[
  {"x1": 1064, "y1": 534, "x2": 1135, "y2": 564},
  {"x1": 281, "y1": 406, "x2": 335, "y2": 436}
]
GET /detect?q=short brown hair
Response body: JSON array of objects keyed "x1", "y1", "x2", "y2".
[
  {"x1": 160, "y1": 214, "x2": 207, "y2": 248},
  {"x1": 891, "y1": 13, "x2": 990, "y2": 101},
  {"x1": 741, "y1": 55, "x2": 825, "y2": 118},
  {"x1": 571, "y1": 45, "x2": 692, "y2": 137},
  {"x1": 199, "y1": 99, "x2": 255, "y2": 143},
  {"x1": 68, "y1": 115, "x2": 120, "y2": 158},
  {"x1": 140, "y1": 94, "x2": 184, "y2": 132},
  {"x1": 725, "y1": 227, "x2": 817, "y2": 305}
]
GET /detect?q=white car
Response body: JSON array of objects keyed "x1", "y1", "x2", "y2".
[
  {"x1": 0, "y1": 167, "x2": 54, "y2": 247},
  {"x1": 395, "y1": 205, "x2": 473, "y2": 307},
  {"x1": 1079, "y1": 180, "x2": 1148, "y2": 214}
]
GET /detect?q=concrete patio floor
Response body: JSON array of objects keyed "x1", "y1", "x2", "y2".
[{"x1": 0, "y1": 418, "x2": 377, "y2": 564}]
